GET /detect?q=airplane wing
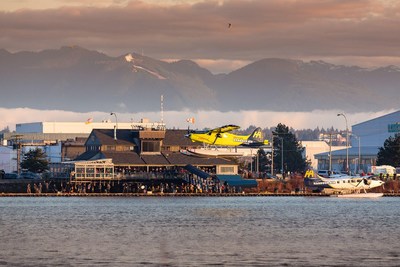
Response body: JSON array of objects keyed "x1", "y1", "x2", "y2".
[{"x1": 209, "y1": 124, "x2": 240, "y2": 134}]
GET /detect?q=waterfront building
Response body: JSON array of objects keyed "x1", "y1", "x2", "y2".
[
  {"x1": 0, "y1": 119, "x2": 165, "y2": 171},
  {"x1": 72, "y1": 128, "x2": 238, "y2": 181},
  {"x1": 315, "y1": 110, "x2": 400, "y2": 173}
]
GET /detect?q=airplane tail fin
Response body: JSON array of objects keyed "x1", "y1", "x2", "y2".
[{"x1": 249, "y1": 127, "x2": 264, "y2": 142}]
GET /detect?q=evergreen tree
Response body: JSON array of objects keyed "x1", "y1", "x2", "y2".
[
  {"x1": 272, "y1": 123, "x2": 308, "y2": 173},
  {"x1": 0, "y1": 126, "x2": 10, "y2": 133},
  {"x1": 376, "y1": 135, "x2": 400, "y2": 166},
  {"x1": 20, "y1": 148, "x2": 49, "y2": 173},
  {"x1": 250, "y1": 148, "x2": 270, "y2": 174}
]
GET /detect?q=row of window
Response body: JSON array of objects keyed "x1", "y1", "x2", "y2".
[{"x1": 87, "y1": 142, "x2": 164, "y2": 153}]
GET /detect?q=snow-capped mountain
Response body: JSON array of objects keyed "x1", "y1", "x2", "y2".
[{"x1": 0, "y1": 46, "x2": 399, "y2": 113}]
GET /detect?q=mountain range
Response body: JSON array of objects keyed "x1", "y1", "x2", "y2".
[{"x1": 1, "y1": 46, "x2": 399, "y2": 113}]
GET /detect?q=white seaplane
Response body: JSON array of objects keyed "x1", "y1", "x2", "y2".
[{"x1": 304, "y1": 170, "x2": 385, "y2": 198}]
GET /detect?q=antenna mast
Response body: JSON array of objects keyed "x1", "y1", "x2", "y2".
[{"x1": 161, "y1": 94, "x2": 164, "y2": 125}]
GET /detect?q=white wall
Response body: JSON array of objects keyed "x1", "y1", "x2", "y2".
[
  {"x1": 22, "y1": 143, "x2": 62, "y2": 163},
  {"x1": 352, "y1": 110, "x2": 400, "y2": 147},
  {"x1": 302, "y1": 141, "x2": 346, "y2": 170},
  {"x1": 16, "y1": 121, "x2": 166, "y2": 134},
  {"x1": 16, "y1": 122, "x2": 43, "y2": 133},
  {"x1": 0, "y1": 146, "x2": 17, "y2": 173}
]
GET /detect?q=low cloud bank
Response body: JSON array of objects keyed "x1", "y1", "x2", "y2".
[{"x1": 0, "y1": 107, "x2": 395, "y2": 132}]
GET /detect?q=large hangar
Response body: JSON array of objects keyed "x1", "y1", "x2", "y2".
[{"x1": 315, "y1": 110, "x2": 400, "y2": 173}]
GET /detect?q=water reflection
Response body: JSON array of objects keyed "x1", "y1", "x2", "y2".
[{"x1": 0, "y1": 197, "x2": 400, "y2": 266}]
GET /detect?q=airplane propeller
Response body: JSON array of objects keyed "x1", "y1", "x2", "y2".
[
  {"x1": 185, "y1": 126, "x2": 195, "y2": 138},
  {"x1": 355, "y1": 178, "x2": 370, "y2": 188},
  {"x1": 212, "y1": 130, "x2": 221, "y2": 145}
]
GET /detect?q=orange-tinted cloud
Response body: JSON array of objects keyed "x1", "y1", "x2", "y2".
[{"x1": 1, "y1": 0, "x2": 400, "y2": 72}]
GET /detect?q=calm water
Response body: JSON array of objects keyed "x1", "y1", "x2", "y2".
[{"x1": 1, "y1": 196, "x2": 400, "y2": 266}]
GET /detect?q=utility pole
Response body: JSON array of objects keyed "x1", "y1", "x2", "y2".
[
  {"x1": 280, "y1": 137, "x2": 284, "y2": 175},
  {"x1": 271, "y1": 137, "x2": 274, "y2": 176},
  {"x1": 329, "y1": 132, "x2": 332, "y2": 173},
  {"x1": 271, "y1": 134, "x2": 284, "y2": 176},
  {"x1": 337, "y1": 113, "x2": 349, "y2": 173},
  {"x1": 110, "y1": 112, "x2": 118, "y2": 140},
  {"x1": 12, "y1": 134, "x2": 23, "y2": 175}
]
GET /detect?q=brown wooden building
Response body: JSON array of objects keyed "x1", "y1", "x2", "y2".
[{"x1": 74, "y1": 128, "x2": 238, "y2": 177}]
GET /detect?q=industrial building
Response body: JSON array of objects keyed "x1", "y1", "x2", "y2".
[
  {"x1": 0, "y1": 119, "x2": 166, "y2": 170},
  {"x1": 315, "y1": 110, "x2": 400, "y2": 173}
]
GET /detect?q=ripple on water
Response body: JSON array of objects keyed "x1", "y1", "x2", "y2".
[{"x1": 1, "y1": 197, "x2": 400, "y2": 266}]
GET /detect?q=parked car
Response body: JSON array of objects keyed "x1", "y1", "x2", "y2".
[
  {"x1": 4, "y1": 173, "x2": 19, "y2": 179},
  {"x1": 19, "y1": 171, "x2": 41, "y2": 179}
]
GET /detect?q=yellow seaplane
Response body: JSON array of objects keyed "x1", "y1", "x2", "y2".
[{"x1": 185, "y1": 124, "x2": 269, "y2": 147}]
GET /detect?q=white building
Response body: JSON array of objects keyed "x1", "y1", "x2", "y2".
[
  {"x1": 315, "y1": 110, "x2": 400, "y2": 173},
  {"x1": 0, "y1": 146, "x2": 17, "y2": 173},
  {"x1": 351, "y1": 110, "x2": 400, "y2": 148},
  {"x1": 16, "y1": 119, "x2": 165, "y2": 134},
  {"x1": 301, "y1": 141, "x2": 346, "y2": 170},
  {"x1": 0, "y1": 119, "x2": 165, "y2": 170}
]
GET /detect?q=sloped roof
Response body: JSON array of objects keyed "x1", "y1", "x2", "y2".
[
  {"x1": 140, "y1": 154, "x2": 170, "y2": 165},
  {"x1": 74, "y1": 150, "x2": 236, "y2": 167},
  {"x1": 74, "y1": 150, "x2": 101, "y2": 161},
  {"x1": 352, "y1": 109, "x2": 400, "y2": 128},
  {"x1": 163, "y1": 129, "x2": 195, "y2": 146},
  {"x1": 101, "y1": 151, "x2": 145, "y2": 165},
  {"x1": 163, "y1": 152, "x2": 235, "y2": 166},
  {"x1": 91, "y1": 129, "x2": 135, "y2": 146},
  {"x1": 215, "y1": 175, "x2": 258, "y2": 188},
  {"x1": 315, "y1": 146, "x2": 379, "y2": 158}
]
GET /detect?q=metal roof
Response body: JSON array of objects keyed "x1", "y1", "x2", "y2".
[{"x1": 215, "y1": 175, "x2": 258, "y2": 188}]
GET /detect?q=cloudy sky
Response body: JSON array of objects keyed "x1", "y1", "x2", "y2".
[
  {"x1": 2, "y1": 0, "x2": 400, "y2": 73},
  {"x1": 1, "y1": 0, "x2": 399, "y2": 130}
]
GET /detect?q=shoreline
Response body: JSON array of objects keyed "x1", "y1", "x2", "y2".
[{"x1": 1, "y1": 192, "x2": 398, "y2": 197}]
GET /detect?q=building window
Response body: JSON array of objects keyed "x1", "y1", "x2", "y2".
[
  {"x1": 105, "y1": 145, "x2": 116, "y2": 151},
  {"x1": 142, "y1": 141, "x2": 161, "y2": 152},
  {"x1": 220, "y1": 166, "x2": 235, "y2": 173}
]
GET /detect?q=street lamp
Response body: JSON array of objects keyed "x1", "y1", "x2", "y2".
[
  {"x1": 271, "y1": 133, "x2": 284, "y2": 177},
  {"x1": 280, "y1": 137, "x2": 284, "y2": 175},
  {"x1": 337, "y1": 113, "x2": 349, "y2": 174},
  {"x1": 110, "y1": 112, "x2": 118, "y2": 140},
  {"x1": 271, "y1": 137, "x2": 274, "y2": 176},
  {"x1": 352, "y1": 134, "x2": 361, "y2": 174}
]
